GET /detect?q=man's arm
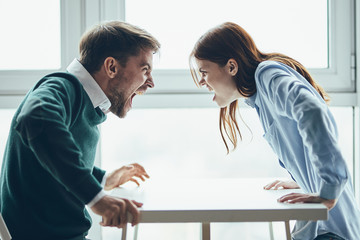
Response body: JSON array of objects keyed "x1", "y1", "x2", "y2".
[
  {"x1": 91, "y1": 195, "x2": 143, "y2": 228},
  {"x1": 15, "y1": 79, "x2": 102, "y2": 204}
]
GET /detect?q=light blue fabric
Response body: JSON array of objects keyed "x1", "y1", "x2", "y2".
[{"x1": 245, "y1": 61, "x2": 360, "y2": 240}]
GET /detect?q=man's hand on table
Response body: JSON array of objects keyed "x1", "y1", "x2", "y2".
[
  {"x1": 105, "y1": 163, "x2": 150, "y2": 190},
  {"x1": 90, "y1": 195, "x2": 143, "y2": 228}
]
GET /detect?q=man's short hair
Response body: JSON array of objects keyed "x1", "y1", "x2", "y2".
[{"x1": 79, "y1": 21, "x2": 160, "y2": 74}]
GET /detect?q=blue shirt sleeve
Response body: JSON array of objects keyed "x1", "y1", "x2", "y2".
[{"x1": 256, "y1": 62, "x2": 348, "y2": 200}]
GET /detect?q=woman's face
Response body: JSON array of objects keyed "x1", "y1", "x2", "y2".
[{"x1": 195, "y1": 58, "x2": 241, "y2": 107}]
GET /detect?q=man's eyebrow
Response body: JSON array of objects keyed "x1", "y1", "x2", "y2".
[{"x1": 199, "y1": 68, "x2": 205, "y2": 72}]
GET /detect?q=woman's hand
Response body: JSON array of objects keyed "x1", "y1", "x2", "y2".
[
  {"x1": 264, "y1": 179, "x2": 300, "y2": 190},
  {"x1": 277, "y1": 193, "x2": 337, "y2": 210},
  {"x1": 104, "y1": 163, "x2": 150, "y2": 190}
]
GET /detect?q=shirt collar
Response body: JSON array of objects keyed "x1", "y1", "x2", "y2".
[
  {"x1": 244, "y1": 92, "x2": 258, "y2": 108},
  {"x1": 66, "y1": 59, "x2": 111, "y2": 113}
]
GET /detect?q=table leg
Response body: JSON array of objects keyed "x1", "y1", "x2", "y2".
[
  {"x1": 201, "y1": 222, "x2": 211, "y2": 240},
  {"x1": 284, "y1": 221, "x2": 291, "y2": 240},
  {"x1": 121, "y1": 224, "x2": 127, "y2": 240},
  {"x1": 133, "y1": 224, "x2": 139, "y2": 240},
  {"x1": 268, "y1": 222, "x2": 274, "y2": 240}
]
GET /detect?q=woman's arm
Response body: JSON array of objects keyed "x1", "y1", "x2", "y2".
[{"x1": 256, "y1": 62, "x2": 349, "y2": 202}]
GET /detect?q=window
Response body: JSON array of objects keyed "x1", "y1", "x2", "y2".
[
  {"x1": 127, "y1": 0, "x2": 328, "y2": 70},
  {"x1": 100, "y1": 108, "x2": 287, "y2": 179},
  {"x1": 0, "y1": 0, "x2": 61, "y2": 70},
  {"x1": 0, "y1": 0, "x2": 355, "y2": 107},
  {"x1": 123, "y1": 0, "x2": 354, "y2": 98},
  {"x1": 0, "y1": 0, "x2": 82, "y2": 98},
  {"x1": 0, "y1": 109, "x2": 16, "y2": 172}
]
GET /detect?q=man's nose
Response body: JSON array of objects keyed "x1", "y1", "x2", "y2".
[{"x1": 199, "y1": 79, "x2": 206, "y2": 86}]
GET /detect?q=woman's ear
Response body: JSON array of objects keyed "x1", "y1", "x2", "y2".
[
  {"x1": 103, "y1": 57, "x2": 118, "y2": 78},
  {"x1": 227, "y1": 59, "x2": 238, "y2": 76}
]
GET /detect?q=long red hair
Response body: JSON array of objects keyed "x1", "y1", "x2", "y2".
[{"x1": 190, "y1": 22, "x2": 329, "y2": 154}]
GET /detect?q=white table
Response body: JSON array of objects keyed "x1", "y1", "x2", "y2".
[{"x1": 111, "y1": 178, "x2": 328, "y2": 240}]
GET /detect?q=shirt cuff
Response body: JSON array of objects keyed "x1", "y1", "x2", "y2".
[
  {"x1": 86, "y1": 174, "x2": 108, "y2": 208},
  {"x1": 87, "y1": 189, "x2": 107, "y2": 208},
  {"x1": 319, "y1": 180, "x2": 345, "y2": 200},
  {"x1": 101, "y1": 173, "x2": 107, "y2": 187}
]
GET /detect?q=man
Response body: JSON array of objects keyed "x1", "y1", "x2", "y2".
[{"x1": 0, "y1": 21, "x2": 160, "y2": 239}]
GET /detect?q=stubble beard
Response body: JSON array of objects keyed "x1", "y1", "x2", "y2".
[{"x1": 108, "y1": 85, "x2": 127, "y2": 118}]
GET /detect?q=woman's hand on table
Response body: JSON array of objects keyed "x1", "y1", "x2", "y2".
[
  {"x1": 104, "y1": 163, "x2": 150, "y2": 190},
  {"x1": 277, "y1": 192, "x2": 337, "y2": 210},
  {"x1": 263, "y1": 179, "x2": 300, "y2": 190}
]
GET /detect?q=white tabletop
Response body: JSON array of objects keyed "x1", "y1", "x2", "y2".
[{"x1": 111, "y1": 178, "x2": 328, "y2": 223}]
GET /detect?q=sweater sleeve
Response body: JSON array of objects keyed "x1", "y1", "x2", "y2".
[
  {"x1": 14, "y1": 78, "x2": 103, "y2": 204},
  {"x1": 92, "y1": 166, "x2": 106, "y2": 183},
  {"x1": 256, "y1": 62, "x2": 349, "y2": 200}
]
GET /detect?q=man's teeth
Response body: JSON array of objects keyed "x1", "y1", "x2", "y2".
[{"x1": 136, "y1": 91, "x2": 144, "y2": 95}]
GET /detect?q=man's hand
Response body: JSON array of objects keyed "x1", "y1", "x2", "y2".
[
  {"x1": 90, "y1": 195, "x2": 143, "y2": 228},
  {"x1": 105, "y1": 163, "x2": 150, "y2": 190},
  {"x1": 263, "y1": 179, "x2": 300, "y2": 190},
  {"x1": 277, "y1": 193, "x2": 337, "y2": 210}
]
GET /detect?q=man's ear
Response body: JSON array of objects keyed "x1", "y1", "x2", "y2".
[
  {"x1": 103, "y1": 57, "x2": 118, "y2": 78},
  {"x1": 227, "y1": 58, "x2": 238, "y2": 76}
]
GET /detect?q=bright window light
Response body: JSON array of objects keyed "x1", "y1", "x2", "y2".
[
  {"x1": 0, "y1": 0, "x2": 61, "y2": 70},
  {"x1": 126, "y1": 0, "x2": 327, "y2": 69}
]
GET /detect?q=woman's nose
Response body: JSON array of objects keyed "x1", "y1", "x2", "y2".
[{"x1": 146, "y1": 77, "x2": 154, "y2": 88}]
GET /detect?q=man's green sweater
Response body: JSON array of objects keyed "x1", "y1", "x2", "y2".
[{"x1": 0, "y1": 72, "x2": 107, "y2": 240}]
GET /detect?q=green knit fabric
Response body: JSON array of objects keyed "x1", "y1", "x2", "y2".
[{"x1": 0, "y1": 72, "x2": 107, "y2": 240}]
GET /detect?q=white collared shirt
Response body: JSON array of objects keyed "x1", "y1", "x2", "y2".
[
  {"x1": 66, "y1": 59, "x2": 111, "y2": 113},
  {"x1": 66, "y1": 58, "x2": 109, "y2": 207}
]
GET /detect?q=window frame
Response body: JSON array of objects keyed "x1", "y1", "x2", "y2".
[
  {"x1": 355, "y1": 0, "x2": 360, "y2": 207},
  {"x1": 0, "y1": 0, "x2": 356, "y2": 109},
  {"x1": 139, "y1": 0, "x2": 356, "y2": 108},
  {"x1": 0, "y1": 0, "x2": 78, "y2": 94}
]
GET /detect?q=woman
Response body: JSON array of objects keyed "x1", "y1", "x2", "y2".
[{"x1": 189, "y1": 22, "x2": 360, "y2": 240}]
